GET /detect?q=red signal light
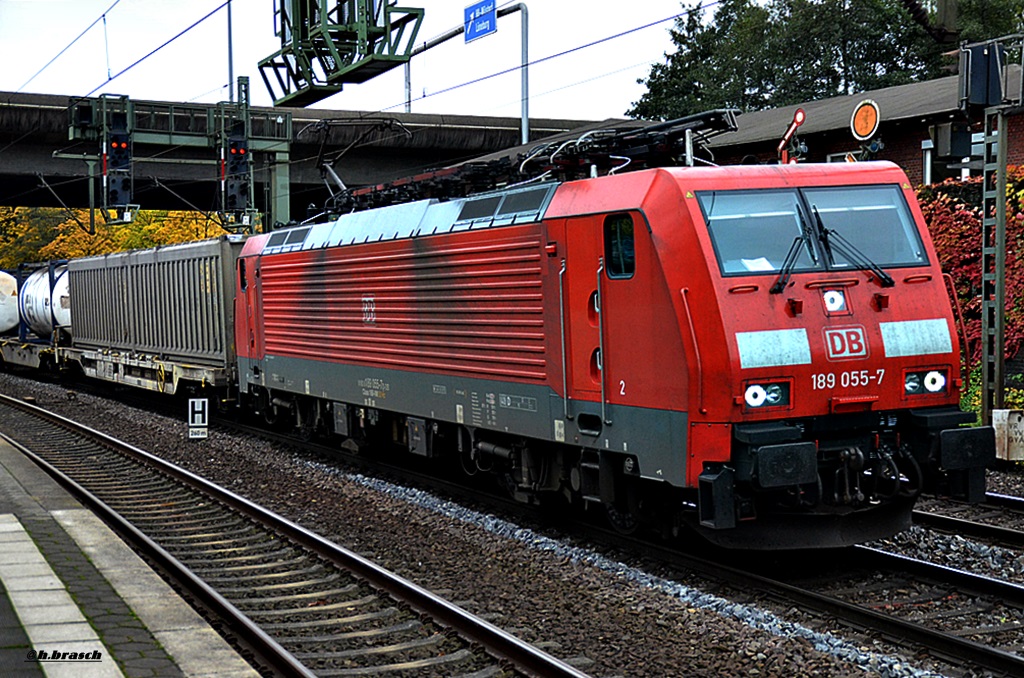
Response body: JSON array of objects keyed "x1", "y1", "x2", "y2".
[{"x1": 793, "y1": 108, "x2": 806, "y2": 126}]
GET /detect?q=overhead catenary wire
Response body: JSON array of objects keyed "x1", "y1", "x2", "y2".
[
  {"x1": 86, "y1": 2, "x2": 229, "y2": 97},
  {"x1": 14, "y1": 0, "x2": 122, "y2": 95},
  {"x1": 0, "y1": 1, "x2": 697, "y2": 162},
  {"x1": 472, "y1": 59, "x2": 657, "y2": 117},
  {"x1": 321, "y1": 1, "x2": 721, "y2": 183},
  {"x1": 187, "y1": 83, "x2": 232, "y2": 103},
  {"x1": 380, "y1": 1, "x2": 722, "y2": 115},
  {"x1": 1, "y1": 1, "x2": 721, "y2": 217},
  {"x1": 0, "y1": 0, "x2": 230, "y2": 158}
]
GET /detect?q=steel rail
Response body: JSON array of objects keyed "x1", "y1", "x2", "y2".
[
  {"x1": 0, "y1": 432, "x2": 314, "y2": 677},
  {"x1": 986, "y1": 491, "x2": 1024, "y2": 511},
  {"x1": 853, "y1": 545, "x2": 1024, "y2": 606},
  {"x1": 0, "y1": 393, "x2": 589, "y2": 678},
  {"x1": 216, "y1": 412, "x2": 1024, "y2": 675},
  {"x1": 761, "y1": 546, "x2": 1024, "y2": 675},
  {"x1": 914, "y1": 491, "x2": 1024, "y2": 546},
  {"x1": 565, "y1": 523, "x2": 1024, "y2": 676},
  {"x1": 913, "y1": 509, "x2": 1024, "y2": 547}
]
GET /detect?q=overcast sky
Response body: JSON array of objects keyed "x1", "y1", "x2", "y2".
[{"x1": 0, "y1": 0, "x2": 693, "y2": 121}]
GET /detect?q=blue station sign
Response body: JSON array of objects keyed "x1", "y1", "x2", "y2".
[{"x1": 464, "y1": 0, "x2": 497, "y2": 43}]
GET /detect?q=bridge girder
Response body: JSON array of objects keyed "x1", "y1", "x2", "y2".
[{"x1": 0, "y1": 91, "x2": 588, "y2": 223}]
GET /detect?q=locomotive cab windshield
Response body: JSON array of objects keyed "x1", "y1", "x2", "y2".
[{"x1": 698, "y1": 184, "x2": 928, "y2": 279}]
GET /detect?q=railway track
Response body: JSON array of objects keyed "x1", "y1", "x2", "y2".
[
  {"x1": 565, "y1": 524, "x2": 1024, "y2": 676},
  {"x1": 213, "y1": 411, "x2": 1024, "y2": 675},
  {"x1": 0, "y1": 393, "x2": 588, "y2": 678},
  {"x1": 783, "y1": 547, "x2": 1024, "y2": 673},
  {"x1": 10, "y1": 378, "x2": 1024, "y2": 675},
  {"x1": 914, "y1": 493, "x2": 1024, "y2": 547}
]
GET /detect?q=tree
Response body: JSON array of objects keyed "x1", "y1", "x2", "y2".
[
  {"x1": 630, "y1": 0, "x2": 1024, "y2": 120},
  {"x1": 771, "y1": 0, "x2": 942, "y2": 101},
  {"x1": 0, "y1": 208, "x2": 67, "y2": 269},
  {"x1": 0, "y1": 208, "x2": 228, "y2": 269},
  {"x1": 956, "y1": 0, "x2": 1024, "y2": 41},
  {"x1": 628, "y1": 0, "x2": 776, "y2": 120}
]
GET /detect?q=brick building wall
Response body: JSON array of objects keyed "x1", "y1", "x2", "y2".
[
  {"x1": 876, "y1": 128, "x2": 928, "y2": 186},
  {"x1": 1007, "y1": 114, "x2": 1024, "y2": 167}
]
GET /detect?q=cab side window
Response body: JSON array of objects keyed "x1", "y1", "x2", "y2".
[{"x1": 604, "y1": 213, "x2": 635, "y2": 278}]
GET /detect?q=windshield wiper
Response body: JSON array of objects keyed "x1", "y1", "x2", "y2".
[
  {"x1": 770, "y1": 209, "x2": 817, "y2": 294},
  {"x1": 811, "y1": 206, "x2": 895, "y2": 287},
  {"x1": 770, "y1": 237, "x2": 804, "y2": 293},
  {"x1": 798, "y1": 206, "x2": 819, "y2": 265},
  {"x1": 811, "y1": 205, "x2": 833, "y2": 263}
]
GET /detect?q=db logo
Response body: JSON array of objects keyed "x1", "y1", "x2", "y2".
[{"x1": 824, "y1": 326, "x2": 868, "y2": 360}]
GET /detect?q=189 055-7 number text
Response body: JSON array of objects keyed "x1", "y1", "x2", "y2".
[{"x1": 811, "y1": 369, "x2": 885, "y2": 390}]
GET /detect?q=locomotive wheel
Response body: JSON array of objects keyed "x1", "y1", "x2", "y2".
[
  {"x1": 295, "y1": 398, "x2": 317, "y2": 441},
  {"x1": 605, "y1": 504, "x2": 640, "y2": 535},
  {"x1": 263, "y1": 404, "x2": 278, "y2": 425}
]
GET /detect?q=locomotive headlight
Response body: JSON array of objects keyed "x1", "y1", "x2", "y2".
[
  {"x1": 904, "y1": 373, "x2": 922, "y2": 394},
  {"x1": 744, "y1": 384, "x2": 767, "y2": 408},
  {"x1": 823, "y1": 289, "x2": 847, "y2": 313},
  {"x1": 743, "y1": 382, "x2": 790, "y2": 409},
  {"x1": 904, "y1": 370, "x2": 948, "y2": 395},
  {"x1": 924, "y1": 370, "x2": 946, "y2": 393}
]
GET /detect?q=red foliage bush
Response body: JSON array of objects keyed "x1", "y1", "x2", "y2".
[{"x1": 918, "y1": 169, "x2": 1024, "y2": 367}]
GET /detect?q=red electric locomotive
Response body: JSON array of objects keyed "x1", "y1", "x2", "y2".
[{"x1": 235, "y1": 159, "x2": 993, "y2": 549}]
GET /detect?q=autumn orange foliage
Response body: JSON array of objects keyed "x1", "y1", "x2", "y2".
[{"x1": 0, "y1": 207, "x2": 228, "y2": 269}]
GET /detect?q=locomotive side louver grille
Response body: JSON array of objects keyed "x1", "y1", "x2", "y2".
[{"x1": 260, "y1": 225, "x2": 548, "y2": 382}]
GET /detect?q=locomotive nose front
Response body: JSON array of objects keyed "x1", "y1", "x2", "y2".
[{"x1": 687, "y1": 168, "x2": 994, "y2": 545}]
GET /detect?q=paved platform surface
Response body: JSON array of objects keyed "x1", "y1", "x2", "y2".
[{"x1": 0, "y1": 434, "x2": 261, "y2": 678}]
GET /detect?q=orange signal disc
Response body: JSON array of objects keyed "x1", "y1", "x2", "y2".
[{"x1": 851, "y1": 100, "x2": 880, "y2": 141}]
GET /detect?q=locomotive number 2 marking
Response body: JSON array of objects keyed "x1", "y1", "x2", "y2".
[
  {"x1": 619, "y1": 380, "x2": 626, "y2": 396},
  {"x1": 362, "y1": 295, "x2": 376, "y2": 324},
  {"x1": 811, "y1": 369, "x2": 885, "y2": 390}
]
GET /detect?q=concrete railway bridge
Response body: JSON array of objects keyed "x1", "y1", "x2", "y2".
[{"x1": 0, "y1": 91, "x2": 590, "y2": 226}]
